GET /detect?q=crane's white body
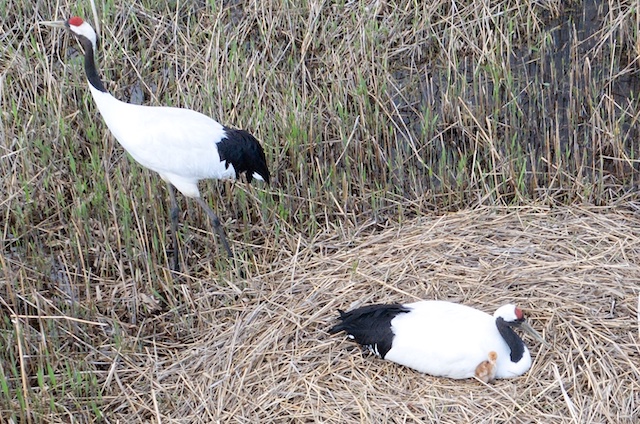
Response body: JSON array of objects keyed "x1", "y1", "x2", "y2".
[
  {"x1": 331, "y1": 300, "x2": 544, "y2": 380},
  {"x1": 89, "y1": 85, "x2": 244, "y2": 198},
  {"x1": 386, "y1": 301, "x2": 531, "y2": 379}
]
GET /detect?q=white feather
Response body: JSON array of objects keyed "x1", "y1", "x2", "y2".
[
  {"x1": 88, "y1": 85, "x2": 234, "y2": 198},
  {"x1": 384, "y1": 301, "x2": 532, "y2": 379},
  {"x1": 71, "y1": 21, "x2": 98, "y2": 52}
]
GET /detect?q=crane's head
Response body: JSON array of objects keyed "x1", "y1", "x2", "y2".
[
  {"x1": 494, "y1": 304, "x2": 524, "y2": 322},
  {"x1": 494, "y1": 304, "x2": 548, "y2": 346},
  {"x1": 40, "y1": 16, "x2": 98, "y2": 53}
]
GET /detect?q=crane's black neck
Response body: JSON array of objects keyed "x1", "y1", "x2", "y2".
[
  {"x1": 77, "y1": 35, "x2": 107, "y2": 93},
  {"x1": 496, "y1": 317, "x2": 526, "y2": 362}
]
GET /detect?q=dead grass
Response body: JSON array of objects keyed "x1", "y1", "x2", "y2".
[
  {"x1": 187, "y1": 206, "x2": 640, "y2": 423},
  {"x1": 6, "y1": 206, "x2": 639, "y2": 422},
  {"x1": 1, "y1": 0, "x2": 640, "y2": 422}
]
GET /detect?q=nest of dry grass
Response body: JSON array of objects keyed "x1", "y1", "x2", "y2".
[
  {"x1": 83, "y1": 205, "x2": 640, "y2": 422},
  {"x1": 2, "y1": 1, "x2": 640, "y2": 422}
]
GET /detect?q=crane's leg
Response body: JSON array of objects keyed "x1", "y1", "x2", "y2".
[
  {"x1": 168, "y1": 183, "x2": 181, "y2": 272},
  {"x1": 194, "y1": 197, "x2": 234, "y2": 259}
]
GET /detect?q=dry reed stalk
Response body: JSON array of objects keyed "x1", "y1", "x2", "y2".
[{"x1": 82, "y1": 206, "x2": 640, "y2": 423}]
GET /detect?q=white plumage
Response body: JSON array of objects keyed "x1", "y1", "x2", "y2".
[
  {"x1": 42, "y1": 17, "x2": 270, "y2": 271},
  {"x1": 330, "y1": 300, "x2": 546, "y2": 381},
  {"x1": 88, "y1": 88, "x2": 250, "y2": 197}
]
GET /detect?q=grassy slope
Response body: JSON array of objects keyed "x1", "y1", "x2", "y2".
[{"x1": 1, "y1": 0, "x2": 639, "y2": 422}]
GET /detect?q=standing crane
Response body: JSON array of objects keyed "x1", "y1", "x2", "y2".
[
  {"x1": 329, "y1": 300, "x2": 547, "y2": 381},
  {"x1": 41, "y1": 17, "x2": 270, "y2": 272}
]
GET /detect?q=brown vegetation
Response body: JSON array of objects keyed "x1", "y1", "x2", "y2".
[{"x1": 1, "y1": 0, "x2": 639, "y2": 422}]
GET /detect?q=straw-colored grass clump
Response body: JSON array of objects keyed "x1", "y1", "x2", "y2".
[
  {"x1": 79, "y1": 206, "x2": 637, "y2": 422},
  {"x1": 1, "y1": 0, "x2": 640, "y2": 421}
]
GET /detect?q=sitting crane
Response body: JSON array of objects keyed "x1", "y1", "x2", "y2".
[{"x1": 330, "y1": 300, "x2": 547, "y2": 381}]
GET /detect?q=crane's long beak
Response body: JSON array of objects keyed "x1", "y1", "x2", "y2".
[
  {"x1": 39, "y1": 20, "x2": 68, "y2": 29},
  {"x1": 521, "y1": 321, "x2": 549, "y2": 347}
]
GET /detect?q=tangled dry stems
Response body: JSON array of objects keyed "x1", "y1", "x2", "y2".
[
  {"x1": 1, "y1": 0, "x2": 640, "y2": 422},
  {"x1": 9, "y1": 205, "x2": 634, "y2": 423}
]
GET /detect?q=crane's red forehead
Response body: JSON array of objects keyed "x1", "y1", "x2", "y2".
[
  {"x1": 68, "y1": 16, "x2": 84, "y2": 27},
  {"x1": 514, "y1": 307, "x2": 524, "y2": 320}
]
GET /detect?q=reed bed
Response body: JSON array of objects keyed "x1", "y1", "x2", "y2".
[
  {"x1": 1, "y1": 0, "x2": 639, "y2": 422},
  {"x1": 3, "y1": 206, "x2": 640, "y2": 422}
]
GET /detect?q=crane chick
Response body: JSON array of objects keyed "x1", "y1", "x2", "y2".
[{"x1": 474, "y1": 351, "x2": 499, "y2": 383}]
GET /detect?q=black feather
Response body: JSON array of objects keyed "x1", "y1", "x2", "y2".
[
  {"x1": 496, "y1": 317, "x2": 526, "y2": 362},
  {"x1": 217, "y1": 128, "x2": 270, "y2": 184},
  {"x1": 75, "y1": 33, "x2": 107, "y2": 93},
  {"x1": 329, "y1": 304, "x2": 411, "y2": 358}
]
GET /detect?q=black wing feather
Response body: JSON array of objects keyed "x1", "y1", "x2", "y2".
[
  {"x1": 217, "y1": 128, "x2": 270, "y2": 184},
  {"x1": 329, "y1": 304, "x2": 411, "y2": 358}
]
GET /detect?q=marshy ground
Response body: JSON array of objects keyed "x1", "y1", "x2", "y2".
[{"x1": 1, "y1": 0, "x2": 639, "y2": 422}]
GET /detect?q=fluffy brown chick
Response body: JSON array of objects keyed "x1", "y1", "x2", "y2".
[{"x1": 474, "y1": 351, "x2": 498, "y2": 383}]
